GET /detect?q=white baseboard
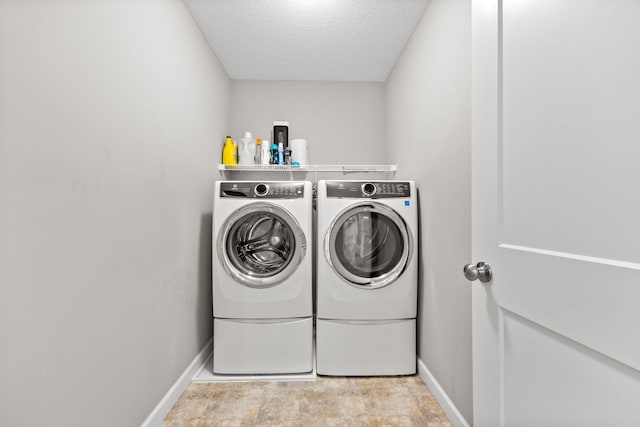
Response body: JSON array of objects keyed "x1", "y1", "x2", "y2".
[
  {"x1": 417, "y1": 358, "x2": 471, "y2": 427},
  {"x1": 140, "y1": 338, "x2": 213, "y2": 427},
  {"x1": 142, "y1": 345, "x2": 469, "y2": 427}
]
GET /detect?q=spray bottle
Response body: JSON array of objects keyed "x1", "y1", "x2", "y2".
[{"x1": 261, "y1": 140, "x2": 271, "y2": 165}]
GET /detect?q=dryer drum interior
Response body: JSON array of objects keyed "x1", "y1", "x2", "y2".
[
  {"x1": 220, "y1": 203, "x2": 306, "y2": 288},
  {"x1": 327, "y1": 203, "x2": 411, "y2": 289}
]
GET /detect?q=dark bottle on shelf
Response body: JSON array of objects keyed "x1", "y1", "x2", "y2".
[{"x1": 270, "y1": 142, "x2": 279, "y2": 165}]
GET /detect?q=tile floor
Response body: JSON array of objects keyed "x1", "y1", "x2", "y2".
[{"x1": 162, "y1": 375, "x2": 453, "y2": 426}]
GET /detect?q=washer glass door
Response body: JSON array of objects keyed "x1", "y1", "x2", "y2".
[
  {"x1": 219, "y1": 203, "x2": 306, "y2": 288},
  {"x1": 326, "y1": 202, "x2": 411, "y2": 289}
]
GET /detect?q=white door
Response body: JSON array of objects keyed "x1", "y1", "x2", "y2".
[{"x1": 472, "y1": 0, "x2": 640, "y2": 426}]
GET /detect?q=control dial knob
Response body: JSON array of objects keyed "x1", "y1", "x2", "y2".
[
  {"x1": 362, "y1": 182, "x2": 377, "y2": 197},
  {"x1": 254, "y1": 183, "x2": 269, "y2": 197}
]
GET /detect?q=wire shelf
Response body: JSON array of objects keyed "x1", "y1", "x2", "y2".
[{"x1": 218, "y1": 164, "x2": 397, "y2": 172}]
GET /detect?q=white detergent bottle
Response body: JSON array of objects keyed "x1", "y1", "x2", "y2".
[
  {"x1": 237, "y1": 131, "x2": 256, "y2": 165},
  {"x1": 260, "y1": 139, "x2": 271, "y2": 165}
]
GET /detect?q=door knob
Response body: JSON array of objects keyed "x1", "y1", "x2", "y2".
[{"x1": 463, "y1": 262, "x2": 492, "y2": 283}]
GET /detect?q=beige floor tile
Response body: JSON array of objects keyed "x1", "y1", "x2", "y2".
[
  {"x1": 337, "y1": 395, "x2": 368, "y2": 418},
  {"x1": 194, "y1": 419, "x2": 243, "y2": 427},
  {"x1": 298, "y1": 390, "x2": 341, "y2": 417},
  {"x1": 162, "y1": 375, "x2": 452, "y2": 427}
]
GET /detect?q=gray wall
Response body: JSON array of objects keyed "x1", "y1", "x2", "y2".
[
  {"x1": 0, "y1": 1, "x2": 229, "y2": 426},
  {"x1": 386, "y1": 0, "x2": 472, "y2": 423},
  {"x1": 229, "y1": 80, "x2": 386, "y2": 165}
]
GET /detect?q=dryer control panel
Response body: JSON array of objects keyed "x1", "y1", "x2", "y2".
[
  {"x1": 220, "y1": 182, "x2": 305, "y2": 199},
  {"x1": 326, "y1": 181, "x2": 411, "y2": 199}
]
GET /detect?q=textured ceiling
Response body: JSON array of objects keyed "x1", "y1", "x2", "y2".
[{"x1": 183, "y1": 0, "x2": 430, "y2": 82}]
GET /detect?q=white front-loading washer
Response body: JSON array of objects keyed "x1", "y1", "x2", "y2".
[
  {"x1": 212, "y1": 181, "x2": 313, "y2": 374},
  {"x1": 315, "y1": 180, "x2": 418, "y2": 376}
]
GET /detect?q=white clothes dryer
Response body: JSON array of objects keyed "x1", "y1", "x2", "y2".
[
  {"x1": 212, "y1": 181, "x2": 313, "y2": 374},
  {"x1": 315, "y1": 180, "x2": 418, "y2": 376}
]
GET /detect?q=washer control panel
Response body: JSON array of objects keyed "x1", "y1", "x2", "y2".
[
  {"x1": 325, "y1": 181, "x2": 411, "y2": 199},
  {"x1": 220, "y1": 182, "x2": 305, "y2": 199}
]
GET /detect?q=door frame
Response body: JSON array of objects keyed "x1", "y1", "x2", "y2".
[{"x1": 471, "y1": 0, "x2": 504, "y2": 424}]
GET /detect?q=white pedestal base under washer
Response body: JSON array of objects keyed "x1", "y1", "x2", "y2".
[
  {"x1": 212, "y1": 181, "x2": 313, "y2": 374},
  {"x1": 315, "y1": 180, "x2": 418, "y2": 376}
]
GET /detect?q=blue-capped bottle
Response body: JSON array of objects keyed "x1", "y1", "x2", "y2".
[{"x1": 277, "y1": 143, "x2": 284, "y2": 165}]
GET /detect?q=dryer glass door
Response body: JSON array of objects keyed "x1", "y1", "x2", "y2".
[
  {"x1": 219, "y1": 203, "x2": 306, "y2": 288},
  {"x1": 326, "y1": 202, "x2": 412, "y2": 289}
]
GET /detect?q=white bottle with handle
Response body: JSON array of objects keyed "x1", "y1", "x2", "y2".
[{"x1": 237, "y1": 131, "x2": 256, "y2": 165}]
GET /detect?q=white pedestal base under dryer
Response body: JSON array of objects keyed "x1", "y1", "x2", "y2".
[
  {"x1": 316, "y1": 319, "x2": 415, "y2": 376},
  {"x1": 212, "y1": 181, "x2": 313, "y2": 374},
  {"x1": 315, "y1": 180, "x2": 418, "y2": 376}
]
